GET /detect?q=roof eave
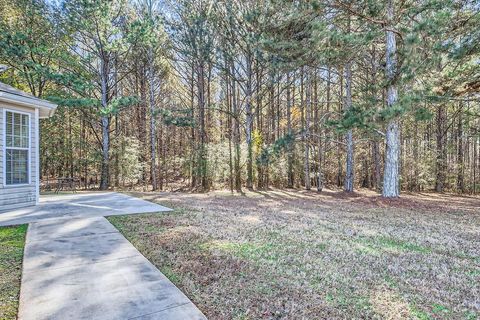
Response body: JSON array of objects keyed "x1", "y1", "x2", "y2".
[{"x1": 0, "y1": 91, "x2": 57, "y2": 118}]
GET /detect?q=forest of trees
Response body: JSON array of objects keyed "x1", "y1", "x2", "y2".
[{"x1": 0, "y1": 0, "x2": 479, "y2": 197}]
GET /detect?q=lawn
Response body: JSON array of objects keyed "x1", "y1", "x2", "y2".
[
  {"x1": 108, "y1": 189, "x2": 480, "y2": 320},
  {"x1": 0, "y1": 224, "x2": 27, "y2": 320}
]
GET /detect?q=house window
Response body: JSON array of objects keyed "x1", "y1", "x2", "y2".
[{"x1": 5, "y1": 111, "x2": 29, "y2": 185}]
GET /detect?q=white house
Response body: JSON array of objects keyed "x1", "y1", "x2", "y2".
[{"x1": 0, "y1": 81, "x2": 57, "y2": 210}]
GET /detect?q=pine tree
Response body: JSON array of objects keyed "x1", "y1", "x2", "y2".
[{"x1": 62, "y1": 0, "x2": 137, "y2": 190}]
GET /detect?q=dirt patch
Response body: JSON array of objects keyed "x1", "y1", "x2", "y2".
[{"x1": 109, "y1": 188, "x2": 480, "y2": 319}]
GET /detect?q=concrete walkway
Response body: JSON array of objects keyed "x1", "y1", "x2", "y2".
[
  {"x1": 0, "y1": 192, "x2": 206, "y2": 320},
  {"x1": 0, "y1": 192, "x2": 172, "y2": 226}
]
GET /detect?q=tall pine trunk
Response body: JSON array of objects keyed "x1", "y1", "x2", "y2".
[
  {"x1": 245, "y1": 55, "x2": 254, "y2": 189},
  {"x1": 382, "y1": 0, "x2": 400, "y2": 198},
  {"x1": 286, "y1": 72, "x2": 294, "y2": 188},
  {"x1": 435, "y1": 105, "x2": 447, "y2": 192},
  {"x1": 148, "y1": 48, "x2": 158, "y2": 191},
  {"x1": 100, "y1": 58, "x2": 110, "y2": 190},
  {"x1": 318, "y1": 68, "x2": 330, "y2": 192},
  {"x1": 457, "y1": 104, "x2": 464, "y2": 192},
  {"x1": 372, "y1": 141, "x2": 381, "y2": 190},
  {"x1": 190, "y1": 65, "x2": 196, "y2": 188},
  {"x1": 225, "y1": 65, "x2": 234, "y2": 192},
  {"x1": 344, "y1": 61, "x2": 354, "y2": 192},
  {"x1": 197, "y1": 62, "x2": 208, "y2": 191},
  {"x1": 231, "y1": 63, "x2": 242, "y2": 192},
  {"x1": 304, "y1": 69, "x2": 311, "y2": 190}
]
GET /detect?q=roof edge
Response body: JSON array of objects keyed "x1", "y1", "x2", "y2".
[{"x1": 0, "y1": 91, "x2": 57, "y2": 118}]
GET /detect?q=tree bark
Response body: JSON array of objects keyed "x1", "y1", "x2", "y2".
[
  {"x1": 456, "y1": 103, "x2": 464, "y2": 192},
  {"x1": 197, "y1": 61, "x2": 208, "y2": 191},
  {"x1": 304, "y1": 68, "x2": 311, "y2": 190},
  {"x1": 382, "y1": 0, "x2": 400, "y2": 197},
  {"x1": 318, "y1": 68, "x2": 328, "y2": 192},
  {"x1": 231, "y1": 63, "x2": 242, "y2": 192},
  {"x1": 147, "y1": 48, "x2": 158, "y2": 191},
  {"x1": 245, "y1": 55, "x2": 254, "y2": 189},
  {"x1": 344, "y1": 61, "x2": 354, "y2": 192},
  {"x1": 255, "y1": 64, "x2": 263, "y2": 190},
  {"x1": 337, "y1": 68, "x2": 343, "y2": 187},
  {"x1": 190, "y1": 64, "x2": 196, "y2": 188},
  {"x1": 435, "y1": 105, "x2": 447, "y2": 192},
  {"x1": 286, "y1": 72, "x2": 294, "y2": 188},
  {"x1": 225, "y1": 66, "x2": 234, "y2": 192},
  {"x1": 372, "y1": 140, "x2": 381, "y2": 190},
  {"x1": 99, "y1": 57, "x2": 110, "y2": 190}
]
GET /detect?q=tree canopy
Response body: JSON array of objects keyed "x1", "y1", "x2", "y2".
[{"x1": 0, "y1": 0, "x2": 478, "y2": 195}]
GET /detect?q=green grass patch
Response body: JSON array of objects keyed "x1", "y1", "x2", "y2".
[
  {"x1": 432, "y1": 303, "x2": 450, "y2": 315},
  {"x1": 466, "y1": 268, "x2": 480, "y2": 278},
  {"x1": 161, "y1": 266, "x2": 182, "y2": 285},
  {"x1": 0, "y1": 224, "x2": 27, "y2": 320},
  {"x1": 357, "y1": 236, "x2": 431, "y2": 254},
  {"x1": 376, "y1": 236, "x2": 431, "y2": 253},
  {"x1": 355, "y1": 243, "x2": 381, "y2": 256},
  {"x1": 108, "y1": 214, "x2": 166, "y2": 235},
  {"x1": 410, "y1": 306, "x2": 432, "y2": 320},
  {"x1": 464, "y1": 310, "x2": 478, "y2": 320},
  {"x1": 384, "y1": 275, "x2": 399, "y2": 289}
]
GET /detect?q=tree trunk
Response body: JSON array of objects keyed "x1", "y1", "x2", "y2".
[
  {"x1": 456, "y1": 104, "x2": 464, "y2": 192},
  {"x1": 304, "y1": 69, "x2": 311, "y2": 190},
  {"x1": 412, "y1": 121, "x2": 419, "y2": 191},
  {"x1": 190, "y1": 65, "x2": 196, "y2": 188},
  {"x1": 231, "y1": 63, "x2": 242, "y2": 192},
  {"x1": 474, "y1": 135, "x2": 478, "y2": 194},
  {"x1": 147, "y1": 48, "x2": 158, "y2": 191},
  {"x1": 337, "y1": 68, "x2": 343, "y2": 187},
  {"x1": 139, "y1": 66, "x2": 148, "y2": 188},
  {"x1": 344, "y1": 60, "x2": 354, "y2": 192},
  {"x1": 255, "y1": 62, "x2": 263, "y2": 189},
  {"x1": 197, "y1": 61, "x2": 208, "y2": 191},
  {"x1": 435, "y1": 105, "x2": 447, "y2": 192},
  {"x1": 318, "y1": 68, "x2": 328, "y2": 192},
  {"x1": 286, "y1": 72, "x2": 294, "y2": 188},
  {"x1": 382, "y1": 0, "x2": 400, "y2": 197},
  {"x1": 99, "y1": 58, "x2": 110, "y2": 190},
  {"x1": 245, "y1": 55, "x2": 254, "y2": 189},
  {"x1": 226, "y1": 67, "x2": 234, "y2": 192},
  {"x1": 372, "y1": 140, "x2": 381, "y2": 191}
]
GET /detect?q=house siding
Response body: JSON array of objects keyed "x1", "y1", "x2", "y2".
[{"x1": 0, "y1": 103, "x2": 38, "y2": 210}]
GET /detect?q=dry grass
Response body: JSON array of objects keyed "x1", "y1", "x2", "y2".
[
  {"x1": 108, "y1": 189, "x2": 480, "y2": 320},
  {"x1": 0, "y1": 224, "x2": 27, "y2": 320}
]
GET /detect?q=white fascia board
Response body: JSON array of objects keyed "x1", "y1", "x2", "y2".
[{"x1": 0, "y1": 91, "x2": 57, "y2": 118}]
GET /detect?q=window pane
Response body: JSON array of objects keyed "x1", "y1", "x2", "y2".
[
  {"x1": 13, "y1": 123, "x2": 20, "y2": 136},
  {"x1": 5, "y1": 111, "x2": 29, "y2": 148},
  {"x1": 6, "y1": 134, "x2": 12, "y2": 148},
  {"x1": 5, "y1": 112, "x2": 29, "y2": 185},
  {"x1": 6, "y1": 149, "x2": 28, "y2": 185},
  {"x1": 14, "y1": 136, "x2": 21, "y2": 147},
  {"x1": 6, "y1": 111, "x2": 12, "y2": 125},
  {"x1": 21, "y1": 125, "x2": 29, "y2": 148}
]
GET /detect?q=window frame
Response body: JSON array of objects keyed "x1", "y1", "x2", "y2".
[{"x1": 3, "y1": 108, "x2": 31, "y2": 187}]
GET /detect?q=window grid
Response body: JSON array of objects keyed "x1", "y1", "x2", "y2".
[{"x1": 5, "y1": 111, "x2": 29, "y2": 185}]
